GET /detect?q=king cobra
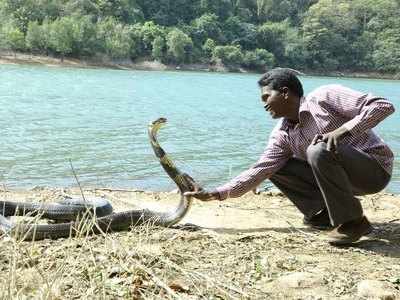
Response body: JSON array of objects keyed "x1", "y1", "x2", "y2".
[{"x1": 0, "y1": 118, "x2": 198, "y2": 241}]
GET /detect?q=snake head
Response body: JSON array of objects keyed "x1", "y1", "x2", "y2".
[{"x1": 152, "y1": 117, "x2": 167, "y2": 126}]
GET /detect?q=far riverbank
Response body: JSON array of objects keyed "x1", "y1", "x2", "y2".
[{"x1": 1, "y1": 51, "x2": 399, "y2": 80}]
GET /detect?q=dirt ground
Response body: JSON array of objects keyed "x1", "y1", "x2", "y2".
[{"x1": 1, "y1": 187, "x2": 400, "y2": 299}]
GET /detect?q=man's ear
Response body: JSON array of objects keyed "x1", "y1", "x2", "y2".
[{"x1": 280, "y1": 87, "x2": 289, "y2": 99}]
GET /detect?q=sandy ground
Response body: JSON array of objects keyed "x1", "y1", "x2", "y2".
[{"x1": 1, "y1": 187, "x2": 400, "y2": 299}]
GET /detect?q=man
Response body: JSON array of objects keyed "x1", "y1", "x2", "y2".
[{"x1": 185, "y1": 68, "x2": 395, "y2": 245}]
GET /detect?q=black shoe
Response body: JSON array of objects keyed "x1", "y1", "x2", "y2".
[
  {"x1": 303, "y1": 209, "x2": 333, "y2": 230},
  {"x1": 327, "y1": 216, "x2": 373, "y2": 245}
]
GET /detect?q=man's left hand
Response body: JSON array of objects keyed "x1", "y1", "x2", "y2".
[{"x1": 312, "y1": 127, "x2": 349, "y2": 152}]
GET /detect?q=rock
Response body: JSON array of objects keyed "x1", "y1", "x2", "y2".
[
  {"x1": 356, "y1": 280, "x2": 399, "y2": 299},
  {"x1": 276, "y1": 272, "x2": 324, "y2": 289}
]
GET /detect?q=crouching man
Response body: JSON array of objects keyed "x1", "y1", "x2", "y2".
[{"x1": 186, "y1": 68, "x2": 395, "y2": 245}]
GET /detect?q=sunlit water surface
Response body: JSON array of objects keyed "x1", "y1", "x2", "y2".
[{"x1": 0, "y1": 64, "x2": 399, "y2": 193}]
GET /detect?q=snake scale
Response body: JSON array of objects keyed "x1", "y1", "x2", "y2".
[{"x1": 0, "y1": 118, "x2": 198, "y2": 241}]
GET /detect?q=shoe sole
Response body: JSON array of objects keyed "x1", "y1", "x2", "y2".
[{"x1": 328, "y1": 226, "x2": 373, "y2": 246}]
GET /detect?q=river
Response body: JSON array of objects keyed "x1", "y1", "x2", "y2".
[{"x1": 0, "y1": 64, "x2": 399, "y2": 193}]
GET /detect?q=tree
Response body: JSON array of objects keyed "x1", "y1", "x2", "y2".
[
  {"x1": 191, "y1": 14, "x2": 223, "y2": 46},
  {"x1": 351, "y1": 0, "x2": 400, "y2": 72},
  {"x1": 0, "y1": 0, "x2": 398, "y2": 74},
  {"x1": 166, "y1": 28, "x2": 193, "y2": 64},
  {"x1": 97, "y1": 17, "x2": 133, "y2": 59},
  {"x1": 0, "y1": 0, "x2": 63, "y2": 33},
  {"x1": 372, "y1": 28, "x2": 400, "y2": 73},
  {"x1": 136, "y1": 21, "x2": 165, "y2": 55},
  {"x1": 152, "y1": 36, "x2": 165, "y2": 61},
  {"x1": 301, "y1": 0, "x2": 361, "y2": 70},
  {"x1": 202, "y1": 38, "x2": 216, "y2": 58},
  {"x1": 26, "y1": 21, "x2": 49, "y2": 53},
  {"x1": 97, "y1": 0, "x2": 144, "y2": 23},
  {"x1": 1, "y1": 23, "x2": 25, "y2": 57},
  {"x1": 282, "y1": 26, "x2": 309, "y2": 70},
  {"x1": 242, "y1": 48, "x2": 274, "y2": 71},
  {"x1": 71, "y1": 15, "x2": 98, "y2": 57},
  {"x1": 200, "y1": 0, "x2": 233, "y2": 21},
  {"x1": 212, "y1": 44, "x2": 243, "y2": 66},
  {"x1": 49, "y1": 17, "x2": 75, "y2": 61},
  {"x1": 223, "y1": 16, "x2": 257, "y2": 49},
  {"x1": 136, "y1": 0, "x2": 201, "y2": 26},
  {"x1": 256, "y1": 0, "x2": 317, "y2": 24},
  {"x1": 257, "y1": 20, "x2": 291, "y2": 64}
]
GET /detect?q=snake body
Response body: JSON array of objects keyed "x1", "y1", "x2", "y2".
[{"x1": 0, "y1": 118, "x2": 197, "y2": 240}]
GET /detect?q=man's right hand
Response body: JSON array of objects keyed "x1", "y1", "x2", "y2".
[{"x1": 184, "y1": 189, "x2": 220, "y2": 201}]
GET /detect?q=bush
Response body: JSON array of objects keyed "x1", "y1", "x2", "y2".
[
  {"x1": 212, "y1": 45, "x2": 243, "y2": 66},
  {"x1": 166, "y1": 28, "x2": 193, "y2": 64},
  {"x1": 242, "y1": 49, "x2": 275, "y2": 71}
]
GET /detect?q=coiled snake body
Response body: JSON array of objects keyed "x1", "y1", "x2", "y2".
[{"x1": 0, "y1": 118, "x2": 197, "y2": 241}]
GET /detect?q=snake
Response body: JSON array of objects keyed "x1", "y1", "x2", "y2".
[{"x1": 0, "y1": 118, "x2": 198, "y2": 241}]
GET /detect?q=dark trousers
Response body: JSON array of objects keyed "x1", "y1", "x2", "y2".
[{"x1": 269, "y1": 142, "x2": 391, "y2": 226}]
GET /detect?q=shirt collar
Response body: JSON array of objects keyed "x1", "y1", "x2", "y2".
[
  {"x1": 297, "y1": 96, "x2": 309, "y2": 126},
  {"x1": 298, "y1": 96, "x2": 308, "y2": 114},
  {"x1": 281, "y1": 96, "x2": 308, "y2": 131}
]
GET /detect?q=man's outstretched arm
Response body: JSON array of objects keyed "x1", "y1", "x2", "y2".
[{"x1": 185, "y1": 128, "x2": 292, "y2": 201}]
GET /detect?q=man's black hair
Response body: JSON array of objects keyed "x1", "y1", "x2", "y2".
[{"x1": 258, "y1": 68, "x2": 304, "y2": 98}]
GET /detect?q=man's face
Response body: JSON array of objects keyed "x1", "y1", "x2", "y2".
[{"x1": 260, "y1": 85, "x2": 286, "y2": 119}]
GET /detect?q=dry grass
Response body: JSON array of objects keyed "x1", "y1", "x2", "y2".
[
  {"x1": 1, "y1": 188, "x2": 400, "y2": 299},
  {"x1": 1, "y1": 222, "x2": 252, "y2": 299}
]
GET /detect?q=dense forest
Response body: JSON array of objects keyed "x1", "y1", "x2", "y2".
[{"x1": 0, "y1": 0, "x2": 399, "y2": 74}]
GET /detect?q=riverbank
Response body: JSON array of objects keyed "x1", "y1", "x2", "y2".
[
  {"x1": 1, "y1": 187, "x2": 400, "y2": 298},
  {"x1": 0, "y1": 52, "x2": 229, "y2": 73},
  {"x1": 1, "y1": 51, "x2": 399, "y2": 80}
]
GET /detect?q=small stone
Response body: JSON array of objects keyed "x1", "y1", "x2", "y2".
[
  {"x1": 168, "y1": 279, "x2": 190, "y2": 293},
  {"x1": 276, "y1": 272, "x2": 324, "y2": 288},
  {"x1": 356, "y1": 280, "x2": 399, "y2": 299},
  {"x1": 108, "y1": 266, "x2": 123, "y2": 278}
]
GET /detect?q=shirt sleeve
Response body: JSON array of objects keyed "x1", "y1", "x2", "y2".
[
  {"x1": 215, "y1": 128, "x2": 292, "y2": 200},
  {"x1": 321, "y1": 85, "x2": 395, "y2": 136}
]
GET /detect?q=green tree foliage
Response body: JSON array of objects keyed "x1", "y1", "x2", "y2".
[
  {"x1": 137, "y1": 0, "x2": 201, "y2": 26},
  {"x1": 97, "y1": 17, "x2": 133, "y2": 59},
  {"x1": 135, "y1": 21, "x2": 165, "y2": 55},
  {"x1": 26, "y1": 21, "x2": 50, "y2": 53},
  {"x1": 97, "y1": 0, "x2": 143, "y2": 23},
  {"x1": 0, "y1": 0, "x2": 63, "y2": 33},
  {"x1": 70, "y1": 15, "x2": 99, "y2": 57},
  {"x1": 202, "y1": 38, "x2": 216, "y2": 59},
  {"x1": 0, "y1": 0, "x2": 398, "y2": 74},
  {"x1": 351, "y1": 0, "x2": 400, "y2": 72},
  {"x1": 200, "y1": 0, "x2": 233, "y2": 21},
  {"x1": 223, "y1": 16, "x2": 257, "y2": 50},
  {"x1": 166, "y1": 28, "x2": 193, "y2": 64},
  {"x1": 243, "y1": 48, "x2": 274, "y2": 71},
  {"x1": 191, "y1": 14, "x2": 223, "y2": 47},
  {"x1": 302, "y1": 0, "x2": 359, "y2": 70},
  {"x1": 256, "y1": 0, "x2": 317, "y2": 24},
  {"x1": 372, "y1": 28, "x2": 400, "y2": 72},
  {"x1": 152, "y1": 36, "x2": 165, "y2": 61},
  {"x1": 212, "y1": 45, "x2": 243, "y2": 66},
  {"x1": 257, "y1": 20, "x2": 291, "y2": 63},
  {"x1": 0, "y1": 22, "x2": 25, "y2": 55}
]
